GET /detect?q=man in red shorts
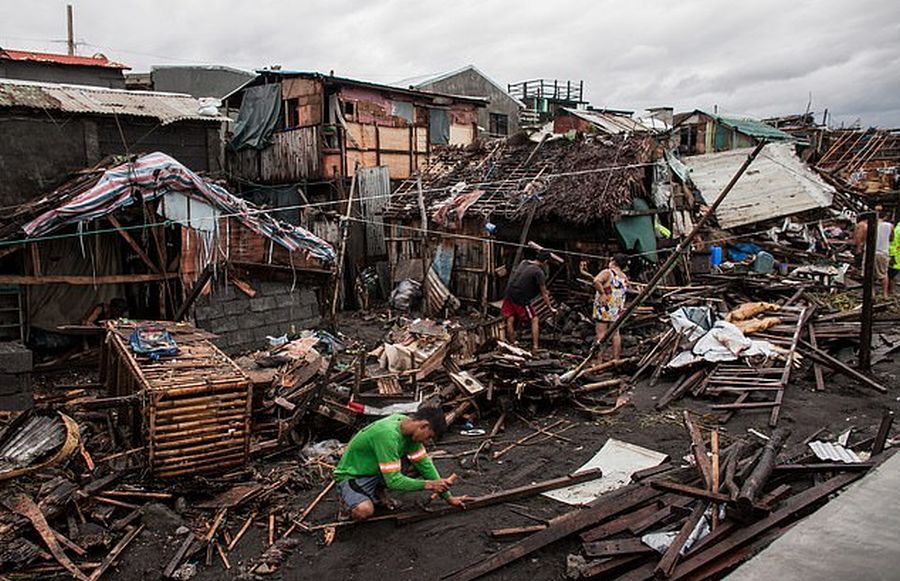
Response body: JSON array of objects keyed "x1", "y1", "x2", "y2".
[{"x1": 502, "y1": 249, "x2": 557, "y2": 351}]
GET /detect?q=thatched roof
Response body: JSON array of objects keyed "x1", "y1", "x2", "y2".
[{"x1": 384, "y1": 134, "x2": 657, "y2": 226}]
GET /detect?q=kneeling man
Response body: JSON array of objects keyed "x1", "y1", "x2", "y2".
[{"x1": 333, "y1": 407, "x2": 467, "y2": 521}]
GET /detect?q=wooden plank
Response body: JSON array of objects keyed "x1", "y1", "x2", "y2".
[
  {"x1": 580, "y1": 503, "x2": 661, "y2": 543},
  {"x1": 87, "y1": 524, "x2": 144, "y2": 581},
  {"x1": 583, "y1": 538, "x2": 656, "y2": 558},
  {"x1": 0, "y1": 273, "x2": 179, "y2": 285},
  {"x1": 684, "y1": 412, "x2": 713, "y2": 489},
  {"x1": 650, "y1": 481, "x2": 733, "y2": 505},
  {"x1": 5, "y1": 494, "x2": 89, "y2": 581},
  {"x1": 443, "y1": 485, "x2": 659, "y2": 581},
  {"x1": 798, "y1": 340, "x2": 887, "y2": 392},
  {"x1": 654, "y1": 502, "x2": 708, "y2": 578},
  {"x1": 396, "y1": 468, "x2": 603, "y2": 524},
  {"x1": 670, "y1": 473, "x2": 863, "y2": 580},
  {"x1": 107, "y1": 216, "x2": 160, "y2": 274}
]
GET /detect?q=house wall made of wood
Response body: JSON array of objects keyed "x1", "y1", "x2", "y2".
[{"x1": 332, "y1": 85, "x2": 479, "y2": 180}]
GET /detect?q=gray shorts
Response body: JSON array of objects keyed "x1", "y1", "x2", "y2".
[{"x1": 336, "y1": 474, "x2": 384, "y2": 510}]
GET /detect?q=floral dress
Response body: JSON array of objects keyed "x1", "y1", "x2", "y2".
[{"x1": 593, "y1": 270, "x2": 627, "y2": 322}]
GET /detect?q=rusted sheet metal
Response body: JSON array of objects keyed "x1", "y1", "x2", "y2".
[{"x1": 0, "y1": 79, "x2": 228, "y2": 125}]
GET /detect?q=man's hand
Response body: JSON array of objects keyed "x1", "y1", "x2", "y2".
[
  {"x1": 424, "y1": 478, "x2": 454, "y2": 494},
  {"x1": 445, "y1": 495, "x2": 473, "y2": 509}
]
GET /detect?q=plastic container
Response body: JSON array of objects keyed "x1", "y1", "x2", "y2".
[{"x1": 710, "y1": 245, "x2": 723, "y2": 266}]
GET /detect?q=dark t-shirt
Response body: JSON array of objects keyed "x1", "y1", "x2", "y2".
[{"x1": 505, "y1": 260, "x2": 546, "y2": 305}]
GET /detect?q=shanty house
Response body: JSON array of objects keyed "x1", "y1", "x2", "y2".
[
  {"x1": 0, "y1": 153, "x2": 335, "y2": 355},
  {"x1": 674, "y1": 110, "x2": 792, "y2": 156},
  {"x1": 383, "y1": 135, "x2": 671, "y2": 312},
  {"x1": 398, "y1": 65, "x2": 525, "y2": 138},
  {"x1": 224, "y1": 71, "x2": 487, "y2": 184},
  {"x1": 0, "y1": 48, "x2": 128, "y2": 88},
  {"x1": 0, "y1": 78, "x2": 228, "y2": 206}
]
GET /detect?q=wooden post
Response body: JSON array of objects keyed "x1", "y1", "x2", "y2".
[
  {"x1": 561, "y1": 141, "x2": 767, "y2": 382},
  {"x1": 872, "y1": 409, "x2": 895, "y2": 456},
  {"x1": 738, "y1": 428, "x2": 790, "y2": 512},
  {"x1": 66, "y1": 5, "x2": 75, "y2": 55},
  {"x1": 859, "y1": 211, "x2": 877, "y2": 370},
  {"x1": 330, "y1": 165, "x2": 359, "y2": 327}
]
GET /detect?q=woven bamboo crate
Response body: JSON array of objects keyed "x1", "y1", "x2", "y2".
[{"x1": 101, "y1": 321, "x2": 251, "y2": 478}]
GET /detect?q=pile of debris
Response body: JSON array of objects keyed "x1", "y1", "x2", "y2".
[{"x1": 441, "y1": 411, "x2": 895, "y2": 580}]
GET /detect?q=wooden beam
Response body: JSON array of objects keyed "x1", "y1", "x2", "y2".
[
  {"x1": 650, "y1": 480, "x2": 733, "y2": 505},
  {"x1": 174, "y1": 263, "x2": 215, "y2": 321},
  {"x1": 655, "y1": 502, "x2": 708, "y2": 578},
  {"x1": 670, "y1": 473, "x2": 863, "y2": 580},
  {"x1": 443, "y1": 485, "x2": 659, "y2": 581},
  {"x1": 798, "y1": 340, "x2": 887, "y2": 392},
  {"x1": 396, "y1": 468, "x2": 603, "y2": 524},
  {"x1": 0, "y1": 273, "x2": 179, "y2": 285},
  {"x1": 107, "y1": 216, "x2": 160, "y2": 274}
]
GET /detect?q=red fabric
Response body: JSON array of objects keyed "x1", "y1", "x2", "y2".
[{"x1": 502, "y1": 298, "x2": 533, "y2": 323}]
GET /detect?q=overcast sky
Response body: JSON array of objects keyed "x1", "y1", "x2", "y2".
[{"x1": 2, "y1": 0, "x2": 898, "y2": 127}]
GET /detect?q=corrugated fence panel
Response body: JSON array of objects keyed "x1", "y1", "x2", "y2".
[{"x1": 357, "y1": 166, "x2": 391, "y2": 257}]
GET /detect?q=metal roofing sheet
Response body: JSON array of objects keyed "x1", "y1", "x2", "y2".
[
  {"x1": 685, "y1": 142, "x2": 835, "y2": 229},
  {"x1": 562, "y1": 107, "x2": 657, "y2": 135},
  {"x1": 0, "y1": 49, "x2": 128, "y2": 69},
  {"x1": 808, "y1": 441, "x2": 862, "y2": 463},
  {"x1": 716, "y1": 114, "x2": 792, "y2": 141},
  {"x1": 0, "y1": 78, "x2": 228, "y2": 124}
]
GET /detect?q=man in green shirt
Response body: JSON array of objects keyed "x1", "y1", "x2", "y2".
[{"x1": 333, "y1": 407, "x2": 468, "y2": 521}]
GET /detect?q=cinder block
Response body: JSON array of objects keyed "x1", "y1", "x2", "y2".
[
  {"x1": 274, "y1": 294, "x2": 296, "y2": 308},
  {"x1": 0, "y1": 391, "x2": 33, "y2": 411},
  {"x1": 225, "y1": 300, "x2": 249, "y2": 316},
  {"x1": 0, "y1": 342, "x2": 32, "y2": 374}
]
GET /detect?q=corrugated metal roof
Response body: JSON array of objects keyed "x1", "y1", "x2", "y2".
[
  {"x1": 0, "y1": 48, "x2": 128, "y2": 69},
  {"x1": 0, "y1": 78, "x2": 228, "y2": 124},
  {"x1": 561, "y1": 107, "x2": 659, "y2": 135},
  {"x1": 690, "y1": 110, "x2": 792, "y2": 141},
  {"x1": 808, "y1": 441, "x2": 862, "y2": 463},
  {"x1": 685, "y1": 142, "x2": 834, "y2": 229}
]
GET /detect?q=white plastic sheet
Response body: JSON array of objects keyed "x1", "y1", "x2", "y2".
[{"x1": 542, "y1": 439, "x2": 668, "y2": 505}]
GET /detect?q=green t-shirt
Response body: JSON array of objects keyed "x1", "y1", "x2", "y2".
[{"x1": 333, "y1": 414, "x2": 446, "y2": 495}]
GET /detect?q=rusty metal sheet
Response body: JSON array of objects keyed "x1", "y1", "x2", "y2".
[{"x1": 0, "y1": 79, "x2": 228, "y2": 125}]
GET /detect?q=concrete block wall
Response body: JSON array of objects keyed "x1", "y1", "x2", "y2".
[
  {"x1": 193, "y1": 279, "x2": 322, "y2": 354},
  {"x1": 0, "y1": 342, "x2": 33, "y2": 411}
]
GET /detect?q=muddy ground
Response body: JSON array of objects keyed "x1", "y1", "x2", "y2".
[{"x1": 92, "y1": 314, "x2": 899, "y2": 581}]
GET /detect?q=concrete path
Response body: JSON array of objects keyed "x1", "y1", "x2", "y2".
[{"x1": 726, "y1": 451, "x2": 900, "y2": 581}]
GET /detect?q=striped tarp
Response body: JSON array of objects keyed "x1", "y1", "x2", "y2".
[{"x1": 23, "y1": 152, "x2": 335, "y2": 263}]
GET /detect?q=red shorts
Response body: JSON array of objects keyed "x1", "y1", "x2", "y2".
[{"x1": 502, "y1": 298, "x2": 534, "y2": 323}]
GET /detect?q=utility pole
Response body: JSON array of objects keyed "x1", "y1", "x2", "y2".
[
  {"x1": 66, "y1": 5, "x2": 75, "y2": 56},
  {"x1": 858, "y1": 211, "x2": 877, "y2": 371}
]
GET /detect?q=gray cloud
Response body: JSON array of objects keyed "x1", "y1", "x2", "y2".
[{"x1": 1, "y1": 0, "x2": 898, "y2": 126}]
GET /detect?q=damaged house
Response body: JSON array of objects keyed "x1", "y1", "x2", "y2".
[
  {"x1": 223, "y1": 71, "x2": 486, "y2": 310},
  {"x1": 224, "y1": 70, "x2": 486, "y2": 183},
  {"x1": 0, "y1": 77, "x2": 227, "y2": 206},
  {"x1": 398, "y1": 64, "x2": 525, "y2": 138},
  {"x1": 674, "y1": 109, "x2": 793, "y2": 156},
  {"x1": 0, "y1": 152, "x2": 335, "y2": 357},
  {"x1": 383, "y1": 134, "x2": 675, "y2": 312}
]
